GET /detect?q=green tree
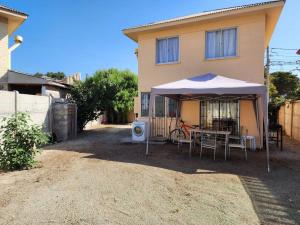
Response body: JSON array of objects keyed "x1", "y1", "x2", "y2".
[
  {"x1": 270, "y1": 72, "x2": 300, "y2": 98},
  {"x1": 93, "y1": 69, "x2": 137, "y2": 123},
  {"x1": 268, "y1": 72, "x2": 300, "y2": 124},
  {"x1": 69, "y1": 68, "x2": 137, "y2": 131},
  {"x1": 68, "y1": 76, "x2": 110, "y2": 131},
  {"x1": 34, "y1": 72, "x2": 66, "y2": 80}
]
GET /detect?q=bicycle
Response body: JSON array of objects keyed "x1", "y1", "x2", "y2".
[{"x1": 169, "y1": 118, "x2": 199, "y2": 144}]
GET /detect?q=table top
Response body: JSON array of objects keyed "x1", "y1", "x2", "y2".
[{"x1": 189, "y1": 129, "x2": 231, "y2": 135}]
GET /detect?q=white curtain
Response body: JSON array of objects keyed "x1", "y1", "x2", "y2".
[
  {"x1": 168, "y1": 37, "x2": 179, "y2": 62},
  {"x1": 206, "y1": 30, "x2": 222, "y2": 59},
  {"x1": 157, "y1": 37, "x2": 179, "y2": 63},
  {"x1": 141, "y1": 93, "x2": 150, "y2": 116},
  {"x1": 156, "y1": 39, "x2": 168, "y2": 63},
  {"x1": 223, "y1": 28, "x2": 237, "y2": 57}
]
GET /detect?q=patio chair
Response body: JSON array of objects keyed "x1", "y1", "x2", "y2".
[
  {"x1": 200, "y1": 132, "x2": 217, "y2": 160},
  {"x1": 177, "y1": 133, "x2": 194, "y2": 156},
  {"x1": 228, "y1": 136, "x2": 247, "y2": 160}
]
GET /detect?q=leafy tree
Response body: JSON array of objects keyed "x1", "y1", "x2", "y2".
[
  {"x1": 69, "y1": 68, "x2": 137, "y2": 131},
  {"x1": 34, "y1": 72, "x2": 66, "y2": 80},
  {"x1": 270, "y1": 72, "x2": 300, "y2": 98},
  {"x1": 268, "y1": 71, "x2": 300, "y2": 124},
  {"x1": 93, "y1": 69, "x2": 137, "y2": 123},
  {"x1": 0, "y1": 112, "x2": 49, "y2": 170},
  {"x1": 68, "y1": 76, "x2": 110, "y2": 131}
]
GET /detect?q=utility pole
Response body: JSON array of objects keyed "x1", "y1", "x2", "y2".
[{"x1": 266, "y1": 46, "x2": 270, "y2": 102}]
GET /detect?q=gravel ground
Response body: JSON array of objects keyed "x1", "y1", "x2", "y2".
[{"x1": 0, "y1": 125, "x2": 299, "y2": 225}]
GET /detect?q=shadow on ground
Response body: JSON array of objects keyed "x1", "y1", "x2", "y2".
[{"x1": 46, "y1": 126, "x2": 300, "y2": 225}]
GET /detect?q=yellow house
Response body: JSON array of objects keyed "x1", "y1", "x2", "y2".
[
  {"x1": 124, "y1": 0, "x2": 285, "y2": 147},
  {"x1": 0, "y1": 5, "x2": 27, "y2": 91}
]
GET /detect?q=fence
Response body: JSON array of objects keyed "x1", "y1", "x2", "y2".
[
  {"x1": 0, "y1": 90, "x2": 52, "y2": 132},
  {"x1": 278, "y1": 100, "x2": 300, "y2": 142},
  {"x1": 0, "y1": 90, "x2": 77, "y2": 141}
]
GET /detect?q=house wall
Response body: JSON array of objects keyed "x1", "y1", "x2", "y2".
[
  {"x1": 0, "y1": 90, "x2": 77, "y2": 141},
  {"x1": 137, "y1": 13, "x2": 265, "y2": 94},
  {"x1": 42, "y1": 85, "x2": 67, "y2": 99},
  {"x1": 135, "y1": 13, "x2": 266, "y2": 145},
  {"x1": 0, "y1": 17, "x2": 9, "y2": 90}
]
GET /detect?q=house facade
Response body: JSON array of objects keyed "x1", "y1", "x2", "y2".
[
  {"x1": 123, "y1": 0, "x2": 284, "y2": 141},
  {"x1": 0, "y1": 5, "x2": 27, "y2": 91}
]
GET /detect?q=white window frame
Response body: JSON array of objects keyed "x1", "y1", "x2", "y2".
[
  {"x1": 156, "y1": 36, "x2": 180, "y2": 65},
  {"x1": 205, "y1": 27, "x2": 238, "y2": 60}
]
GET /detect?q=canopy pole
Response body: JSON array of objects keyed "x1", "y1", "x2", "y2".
[
  {"x1": 262, "y1": 93, "x2": 270, "y2": 172},
  {"x1": 254, "y1": 97, "x2": 262, "y2": 149},
  {"x1": 265, "y1": 118, "x2": 270, "y2": 172},
  {"x1": 146, "y1": 93, "x2": 155, "y2": 155}
]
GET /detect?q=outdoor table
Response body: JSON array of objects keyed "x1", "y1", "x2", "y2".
[{"x1": 189, "y1": 129, "x2": 231, "y2": 160}]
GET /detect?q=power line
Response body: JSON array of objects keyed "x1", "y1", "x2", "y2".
[{"x1": 271, "y1": 47, "x2": 298, "y2": 51}]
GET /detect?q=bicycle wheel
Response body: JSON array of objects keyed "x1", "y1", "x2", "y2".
[{"x1": 169, "y1": 129, "x2": 186, "y2": 144}]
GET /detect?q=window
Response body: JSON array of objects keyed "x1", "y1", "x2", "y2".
[
  {"x1": 168, "y1": 98, "x2": 178, "y2": 117},
  {"x1": 141, "y1": 92, "x2": 150, "y2": 117},
  {"x1": 200, "y1": 100, "x2": 240, "y2": 135},
  {"x1": 156, "y1": 37, "x2": 179, "y2": 64},
  {"x1": 155, "y1": 96, "x2": 165, "y2": 117},
  {"x1": 205, "y1": 28, "x2": 237, "y2": 59}
]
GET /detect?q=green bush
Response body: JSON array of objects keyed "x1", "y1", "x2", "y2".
[{"x1": 0, "y1": 112, "x2": 49, "y2": 171}]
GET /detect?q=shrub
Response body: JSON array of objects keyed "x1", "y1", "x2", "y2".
[{"x1": 0, "y1": 112, "x2": 49, "y2": 170}]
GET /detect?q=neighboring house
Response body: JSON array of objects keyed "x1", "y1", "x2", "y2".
[
  {"x1": 0, "y1": 5, "x2": 80, "y2": 98},
  {"x1": 6, "y1": 70, "x2": 72, "y2": 98},
  {"x1": 123, "y1": 0, "x2": 285, "y2": 143}
]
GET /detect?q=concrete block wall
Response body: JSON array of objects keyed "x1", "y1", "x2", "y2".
[
  {"x1": 52, "y1": 103, "x2": 77, "y2": 141},
  {"x1": 278, "y1": 100, "x2": 300, "y2": 142},
  {"x1": 0, "y1": 90, "x2": 77, "y2": 142},
  {"x1": 0, "y1": 91, "x2": 51, "y2": 132}
]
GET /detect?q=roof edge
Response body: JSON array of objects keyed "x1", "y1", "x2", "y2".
[
  {"x1": 0, "y1": 4, "x2": 28, "y2": 18},
  {"x1": 123, "y1": 0, "x2": 285, "y2": 41}
]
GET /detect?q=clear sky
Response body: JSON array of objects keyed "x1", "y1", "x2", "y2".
[{"x1": 2, "y1": 0, "x2": 300, "y2": 78}]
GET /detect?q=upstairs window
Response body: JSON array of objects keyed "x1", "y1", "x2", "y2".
[
  {"x1": 205, "y1": 28, "x2": 237, "y2": 59},
  {"x1": 156, "y1": 37, "x2": 179, "y2": 64}
]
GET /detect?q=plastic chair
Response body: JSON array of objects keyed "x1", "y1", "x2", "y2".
[
  {"x1": 200, "y1": 132, "x2": 217, "y2": 160},
  {"x1": 228, "y1": 136, "x2": 247, "y2": 160}
]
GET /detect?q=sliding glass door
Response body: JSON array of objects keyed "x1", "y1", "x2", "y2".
[{"x1": 200, "y1": 100, "x2": 240, "y2": 135}]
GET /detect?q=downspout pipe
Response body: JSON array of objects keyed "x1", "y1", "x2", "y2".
[{"x1": 9, "y1": 36, "x2": 23, "y2": 53}]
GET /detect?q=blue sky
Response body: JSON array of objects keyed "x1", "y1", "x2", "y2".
[{"x1": 2, "y1": 0, "x2": 299, "y2": 78}]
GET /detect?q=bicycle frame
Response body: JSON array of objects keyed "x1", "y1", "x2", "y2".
[
  {"x1": 180, "y1": 121, "x2": 194, "y2": 137},
  {"x1": 170, "y1": 118, "x2": 194, "y2": 137}
]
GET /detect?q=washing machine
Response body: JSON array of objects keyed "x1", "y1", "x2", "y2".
[{"x1": 132, "y1": 121, "x2": 148, "y2": 142}]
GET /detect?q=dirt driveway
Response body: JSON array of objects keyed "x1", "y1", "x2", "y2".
[{"x1": 0, "y1": 125, "x2": 299, "y2": 225}]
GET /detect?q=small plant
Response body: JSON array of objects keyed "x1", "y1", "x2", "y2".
[{"x1": 0, "y1": 112, "x2": 49, "y2": 171}]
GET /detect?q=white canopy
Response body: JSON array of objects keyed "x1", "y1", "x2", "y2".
[
  {"x1": 146, "y1": 73, "x2": 270, "y2": 172},
  {"x1": 151, "y1": 73, "x2": 266, "y2": 96}
]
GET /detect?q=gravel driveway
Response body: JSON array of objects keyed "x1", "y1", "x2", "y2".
[{"x1": 0, "y1": 125, "x2": 299, "y2": 225}]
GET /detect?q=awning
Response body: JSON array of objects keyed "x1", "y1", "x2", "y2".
[
  {"x1": 151, "y1": 73, "x2": 266, "y2": 96},
  {"x1": 146, "y1": 73, "x2": 270, "y2": 172}
]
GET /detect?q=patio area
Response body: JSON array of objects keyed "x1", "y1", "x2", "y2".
[
  {"x1": 145, "y1": 73, "x2": 270, "y2": 170},
  {"x1": 0, "y1": 125, "x2": 299, "y2": 225}
]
